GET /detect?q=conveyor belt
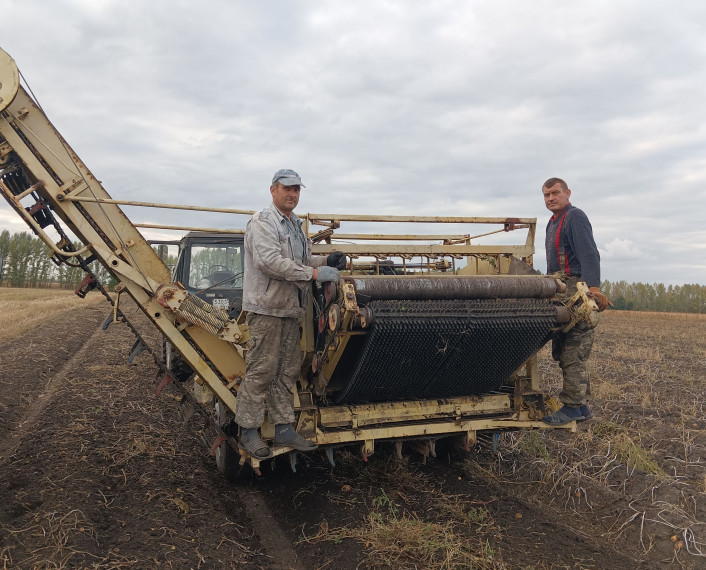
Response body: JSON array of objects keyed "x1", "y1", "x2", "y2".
[{"x1": 331, "y1": 297, "x2": 558, "y2": 404}]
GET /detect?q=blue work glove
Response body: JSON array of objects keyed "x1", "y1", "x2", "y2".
[
  {"x1": 327, "y1": 251, "x2": 347, "y2": 270},
  {"x1": 316, "y1": 266, "x2": 340, "y2": 283}
]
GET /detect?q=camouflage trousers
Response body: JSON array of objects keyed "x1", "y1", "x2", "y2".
[
  {"x1": 552, "y1": 276, "x2": 600, "y2": 406},
  {"x1": 234, "y1": 313, "x2": 302, "y2": 429}
]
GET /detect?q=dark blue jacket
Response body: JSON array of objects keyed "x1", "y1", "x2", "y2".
[{"x1": 545, "y1": 204, "x2": 601, "y2": 288}]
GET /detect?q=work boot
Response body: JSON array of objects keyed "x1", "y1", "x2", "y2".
[
  {"x1": 274, "y1": 424, "x2": 318, "y2": 452},
  {"x1": 238, "y1": 428, "x2": 273, "y2": 459},
  {"x1": 542, "y1": 405, "x2": 584, "y2": 426}
]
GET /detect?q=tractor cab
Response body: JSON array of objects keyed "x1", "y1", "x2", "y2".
[{"x1": 172, "y1": 232, "x2": 245, "y2": 318}]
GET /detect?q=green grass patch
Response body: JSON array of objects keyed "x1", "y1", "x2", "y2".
[
  {"x1": 516, "y1": 430, "x2": 550, "y2": 460},
  {"x1": 592, "y1": 421, "x2": 665, "y2": 475}
]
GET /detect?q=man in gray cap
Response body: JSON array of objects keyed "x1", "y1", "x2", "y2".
[{"x1": 235, "y1": 169, "x2": 346, "y2": 459}]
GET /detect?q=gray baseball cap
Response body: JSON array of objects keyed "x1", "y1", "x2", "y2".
[{"x1": 272, "y1": 169, "x2": 306, "y2": 187}]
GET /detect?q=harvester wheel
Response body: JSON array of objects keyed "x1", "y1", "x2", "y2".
[{"x1": 214, "y1": 401, "x2": 254, "y2": 483}]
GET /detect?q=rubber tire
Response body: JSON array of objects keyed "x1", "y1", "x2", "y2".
[{"x1": 214, "y1": 401, "x2": 254, "y2": 483}]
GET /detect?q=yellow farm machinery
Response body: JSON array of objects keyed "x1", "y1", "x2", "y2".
[{"x1": 0, "y1": 47, "x2": 596, "y2": 479}]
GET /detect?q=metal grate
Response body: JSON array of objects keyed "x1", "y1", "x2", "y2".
[{"x1": 333, "y1": 298, "x2": 556, "y2": 404}]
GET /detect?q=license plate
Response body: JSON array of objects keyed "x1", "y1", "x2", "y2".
[{"x1": 212, "y1": 298, "x2": 229, "y2": 309}]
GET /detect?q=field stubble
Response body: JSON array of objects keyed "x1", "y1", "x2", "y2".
[
  {"x1": 0, "y1": 290, "x2": 704, "y2": 568},
  {"x1": 0, "y1": 287, "x2": 103, "y2": 342},
  {"x1": 528, "y1": 311, "x2": 706, "y2": 564}
]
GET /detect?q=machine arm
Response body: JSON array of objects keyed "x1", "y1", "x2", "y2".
[{"x1": 0, "y1": 47, "x2": 245, "y2": 412}]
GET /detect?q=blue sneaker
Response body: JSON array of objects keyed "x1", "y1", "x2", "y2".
[
  {"x1": 542, "y1": 405, "x2": 584, "y2": 426},
  {"x1": 577, "y1": 405, "x2": 593, "y2": 422}
]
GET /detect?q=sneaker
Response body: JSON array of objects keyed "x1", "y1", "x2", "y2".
[
  {"x1": 577, "y1": 405, "x2": 593, "y2": 422},
  {"x1": 238, "y1": 428, "x2": 273, "y2": 459},
  {"x1": 542, "y1": 405, "x2": 584, "y2": 426},
  {"x1": 274, "y1": 424, "x2": 318, "y2": 452}
]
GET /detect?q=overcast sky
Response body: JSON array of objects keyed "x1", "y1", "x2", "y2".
[{"x1": 1, "y1": 0, "x2": 705, "y2": 285}]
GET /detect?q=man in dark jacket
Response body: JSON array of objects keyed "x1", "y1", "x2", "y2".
[
  {"x1": 541, "y1": 177, "x2": 610, "y2": 426},
  {"x1": 235, "y1": 169, "x2": 346, "y2": 458}
]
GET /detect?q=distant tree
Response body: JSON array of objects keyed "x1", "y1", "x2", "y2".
[
  {"x1": 89, "y1": 259, "x2": 114, "y2": 292},
  {"x1": 0, "y1": 229, "x2": 10, "y2": 258},
  {"x1": 0, "y1": 229, "x2": 9, "y2": 284},
  {"x1": 654, "y1": 283, "x2": 668, "y2": 312},
  {"x1": 27, "y1": 238, "x2": 46, "y2": 287},
  {"x1": 603, "y1": 280, "x2": 705, "y2": 314},
  {"x1": 5, "y1": 232, "x2": 35, "y2": 287}
]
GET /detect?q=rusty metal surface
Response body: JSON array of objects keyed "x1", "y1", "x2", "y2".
[
  {"x1": 316, "y1": 233, "x2": 472, "y2": 241},
  {"x1": 306, "y1": 213, "x2": 536, "y2": 224},
  {"x1": 63, "y1": 195, "x2": 255, "y2": 216},
  {"x1": 347, "y1": 275, "x2": 558, "y2": 300},
  {"x1": 312, "y1": 243, "x2": 533, "y2": 256},
  {"x1": 555, "y1": 305, "x2": 571, "y2": 324}
]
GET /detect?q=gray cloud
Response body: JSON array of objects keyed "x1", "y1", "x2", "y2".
[{"x1": 1, "y1": 0, "x2": 704, "y2": 285}]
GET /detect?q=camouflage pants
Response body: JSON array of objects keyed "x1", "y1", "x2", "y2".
[
  {"x1": 234, "y1": 313, "x2": 302, "y2": 429},
  {"x1": 552, "y1": 276, "x2": 600, "y2": 406}
]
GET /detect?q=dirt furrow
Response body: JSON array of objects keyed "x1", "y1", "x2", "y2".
[
  {"x1": 0, "y1": 299, "x2": 308, "y2": 568},
  {"x1": 0, "y1": 303, "x2": 107, "y2": 462}
]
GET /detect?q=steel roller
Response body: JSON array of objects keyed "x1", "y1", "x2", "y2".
[{"x1": 347, "y1": 275, "x2": 558, "y2": 301}]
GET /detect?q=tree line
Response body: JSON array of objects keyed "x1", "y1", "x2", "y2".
[
  {"x1": 1, "y1": 230, "x2": 704, "y2": 313},
  {"x1": 0, "y1": 229, "x2": 111, "y2": 289},
  {"x1": 601, "y1": 280, "x2": 705, "y2": 314}
]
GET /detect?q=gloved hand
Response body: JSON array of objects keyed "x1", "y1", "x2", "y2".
[
  {"x1": 327, "y1": 251, "x2": 347, "y2": 270},
  {"x1": 316, "y1": 266, "x2": 340, "y2": 283},
  {"x1": 589, "y1": 287, "x2": 612, "y2": 312}
]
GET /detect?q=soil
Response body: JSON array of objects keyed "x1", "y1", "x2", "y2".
[{"x1": 0, "y1": 295, "x2": 703, "y2": 569}]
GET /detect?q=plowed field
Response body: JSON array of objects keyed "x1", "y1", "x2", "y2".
[{"x1": 0, "y1": 288, "x2": 704, "y2": 569}]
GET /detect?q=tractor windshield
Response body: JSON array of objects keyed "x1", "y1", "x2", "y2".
[{"x1": 187, "y1": 244, "x2": 243, "y2": 290}]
